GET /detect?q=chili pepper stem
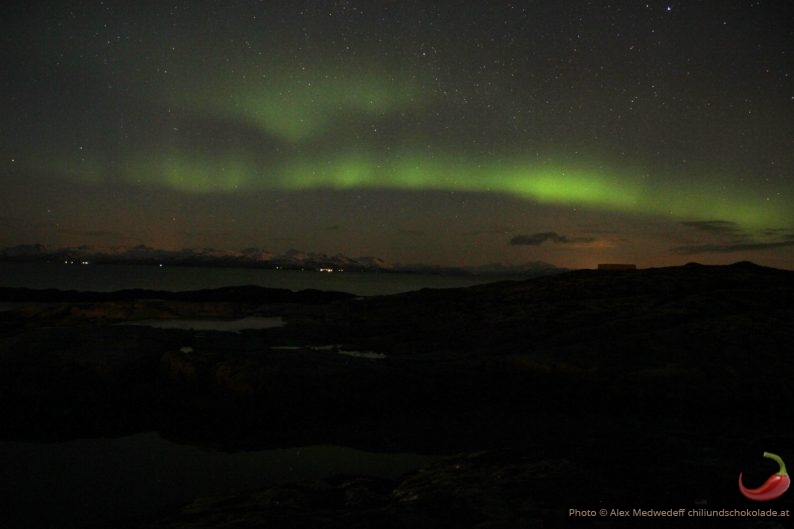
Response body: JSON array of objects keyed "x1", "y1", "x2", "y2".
[{"x1": 763, "y1": 452, "x2": 788, "y2": 477}]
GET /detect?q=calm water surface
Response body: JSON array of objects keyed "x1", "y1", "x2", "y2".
[
  {"x1": 0, "y1": 262, "x2": 523, "y2": 296},
  {"x1": 0, "y1": 433, "x2": 438, "y2": 529},
  {"x1": 0, "y1": 262, "x2": 493, "y2": 527}
]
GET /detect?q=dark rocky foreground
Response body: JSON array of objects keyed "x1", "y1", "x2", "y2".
[{"x1": 2, "y1": 262, "x2": 793, "y2": 528}]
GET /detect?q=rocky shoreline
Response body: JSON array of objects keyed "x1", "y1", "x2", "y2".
[{"x1": 2, "y1": 262, "x2": 793, "y2": 527}]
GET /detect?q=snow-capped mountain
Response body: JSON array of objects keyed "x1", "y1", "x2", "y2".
[{"x1": 0, "y1": 244, "x2": 565, "y2": 276}]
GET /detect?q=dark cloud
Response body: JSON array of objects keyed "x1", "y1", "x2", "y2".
[
  {"x1": 398, "y1": 228, "x2": 425, "y2": 236},
  {"x1": 509, "y1": 232, "x2": 595, "y2": 246},
  {"x1": 769, "y1": 231, "x2": 794, "y2": 240},
  {"x1": 674, "y1": 222, "x2": 794, "y2": 253},
  {"x1": 679, "y1": 220, "x2": 741, "y2": 235},
  {"x1": 671, "y1": 240, "x2": 794, "y2": 255}
]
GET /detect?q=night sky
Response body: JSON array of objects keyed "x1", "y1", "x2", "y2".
[{"x1": 2, "y1": 1, "x2": 793, "y2": 269}]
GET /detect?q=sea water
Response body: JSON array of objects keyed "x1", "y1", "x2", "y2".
[
  {"x1": 0, "y1": 262, "x2": 468, "y2": 527},
  {"x1": 0, "y1": 262, "x2": 522, "y2": 296}
]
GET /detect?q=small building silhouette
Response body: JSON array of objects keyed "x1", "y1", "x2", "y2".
[{"x1": 597, "y1": 263, "x2": 637, "y2": 271}]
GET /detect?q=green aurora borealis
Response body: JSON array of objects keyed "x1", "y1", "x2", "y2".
[
  {"x1": 52, "y1": 148, "x2": 785, "y2": 230},
  {"x1": 2, "y1": 1, "x2": 793, "y2": 268}
]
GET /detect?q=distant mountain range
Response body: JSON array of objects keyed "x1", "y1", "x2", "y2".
[{"x1": 0, "y1": 244, "x2": 566, "y2": 277}]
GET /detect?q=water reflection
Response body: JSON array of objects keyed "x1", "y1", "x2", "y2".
[
  {"x1": 271, "y1": 344, "x2": 387, "y2": 359},
  {"x1": 0, "y1": 432, "x2": 437, "y2": 529},
  {"x1": 119, "y1": 316, "x2": 285, "y2": 331}
]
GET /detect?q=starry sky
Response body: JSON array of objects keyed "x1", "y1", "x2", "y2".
[{"x1": 2, "y1": 1, "x2": 793, "y2": 269}]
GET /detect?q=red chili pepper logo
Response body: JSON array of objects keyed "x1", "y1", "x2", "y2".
[{"x1": 738, "y1": 452, "x2": 791, "y2": 501}]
